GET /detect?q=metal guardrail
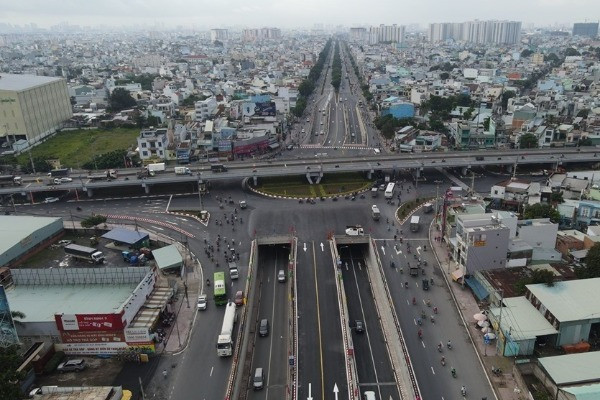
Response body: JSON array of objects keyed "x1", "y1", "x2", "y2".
[
  {"x1": 370, "y1": 237, "x2": 422, "y2": 400},
  {"x1": 330, "y1": 239, "x2": 360, "y2": 400}
]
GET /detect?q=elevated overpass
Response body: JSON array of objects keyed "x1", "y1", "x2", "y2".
[{"x1": 1, "y1": 147, "x2": 597, "y2": 198}]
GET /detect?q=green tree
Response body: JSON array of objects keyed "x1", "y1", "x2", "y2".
[
  {"x1": 523, "y1": 203, "x2": 560, "y2": 223},
  {"x1": 440, "y1": 72, "x2": 450, "y2": 80},
  {"x1": 565, "y1": 48, "x2": 580, "y2": 57},
  {"x1": 108, "y1": 88, "x2": 137, "y2": 112},
  {"x1": 20, "y1": 157, "x2": 52, "y2": 174},
  {"x1": 577, "y1": 109, "x2": 590, "y2": 118},
  {"x1": 483, "y1": 117, "x2": 491, "y2": 131},
  {"x1": 550, "y1": 191, "x2": 564, "y2": 204},
  {"x1": 579, "y1": 137, "x2": 593, "y2": 147},
  {"x1": 83, "y1": 149, "x2": 128, "y2": 170},
  {"x1": 298, "y1": 80, "x2": 315, "y2": 97},
  {"x1": 0, "y1": 344, "x2": 25, "y2": 400},
  {"x1": 501, "y1": 90, "x2": 516, "y2": 110},
  {"x1": 463, "y1": 107, "x2": 475, "y2": 120},
  {"x1": 519, "y1": 133, "x2": 538, "y2": 149},
  {"x1": 578, "y1": 242, "x2": 600, "y2": 278},
  {"x1": 514, "y1": 269, "x2": 555, "y2": 295},
  {"x1": 81, "y1": 215, "x2": 107, "y2": 228},
  {"x1": 520, "y1": 49, "x2": 534, "y2": 58}
]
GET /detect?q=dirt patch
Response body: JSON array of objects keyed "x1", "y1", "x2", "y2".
[{"x1": 34, "y1": 357, "x2": 124, "y2": 388}]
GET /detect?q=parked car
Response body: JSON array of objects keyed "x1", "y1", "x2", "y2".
[
  {"x1": 197, "y1": 294, "x2": 207, "y2": 310},
  {"x1": 57, "y1": 359, "x2": 86, "y2": 372},
  {"x1": 234, "y1": 290, "x2": 244, "y2": 306}
]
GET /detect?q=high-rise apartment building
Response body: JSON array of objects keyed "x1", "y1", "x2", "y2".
[
  {"x1": 349, "y1": 27, "x2": 367, "y2": 42},
  {"x1": 429, "y1": 20, "x2": 521, "y2": 44},
  {"x1": 572, "y1": 22, "x2": 599, "y2": 38},
  {"x1": 242, "y1": 28, "x2": 281, "y2": 41},
  {"x1": 210, "y1": 29, "x2": 228, "y2": 42},
  {"x1": 366, "y1": 24, "x2": 405, "y2": 45}
]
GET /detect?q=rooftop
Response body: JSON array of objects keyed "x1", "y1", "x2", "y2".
[
  {"x1": 489, "y1": 296, "x2": 557, "y2": 341},
  {"x1": 0, "y1": 215, "x2": 62, "y2": 257},
  {"x1": 526, "y1": 278, "x2": 600, "y2": 322},
  {"x1": 539, "y1": 352, "x2": 600, "y2": 386},
  {"x1": 0, "y1": 73, "x2": 63, "y2": 91}
]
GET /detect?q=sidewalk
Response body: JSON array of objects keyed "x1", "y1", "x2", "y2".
[{"x1": 429, "y1": 221, "x2": 528, "y2": 400}]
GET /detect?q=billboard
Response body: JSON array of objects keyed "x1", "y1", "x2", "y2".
[
  {"x1": 55, "y1": 312, "x2": 125, "y2": 332},
  {"x1": 55, "y1": 342, "x2": 128, "y2": 355},
  {"x1": 0, "y1": 286, "x2": 19, "y2": 345},
  {"x1": 60, "y1": 330, "x2": 126, "y2": 344},
  {"x1": 254, "y1": 102, "x2": 276, "y2": 117}
]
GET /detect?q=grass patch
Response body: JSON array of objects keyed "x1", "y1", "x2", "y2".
[
  {"x1": 396, "y1": 197, "x2": 433, "y2": 220},
  {"x1": 17, "y1": 128, "x2": 139, "y2": 168},
  {"x1": 253, "y1": 172, "x2": 372, "y2": 198}
]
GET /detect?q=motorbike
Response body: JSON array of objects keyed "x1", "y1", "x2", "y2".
[
  {"x1": 417, "y1": 318, "x2": 422, "y2": 326},
  {"x1": 451, "y1": 368, "x2": 456, "y2": 378},
  {"x1": 206, "y1": 279, "x2": 210, "y2": 286},
  {"x1": 430, "y1": 315, "x2": 435, "y2": 323},
  {"x1": 433, "y1": 307, "x2": 438, "y2": 314},
  {"x1": 404, "y1": 282, "x2": 409, "y2": 289},
  {"x1": 426, "y1": 299, "x2": 431, "y2": 307},
  {"x1": 418, "y1": 329, "x2": 423, "y2": 339},
  {"x1": 437, "y1": 343, "x2": 443, "y2": 352},
  {"x1": 440, "y1": 357, "x2": 446, "y2": 366},
  {"x1": 491, "y1": 366, "x2": 502, "y2": 376},
  {"x1": 447, "y1": 341, "x2": 452, "y2": 350},
  {"x1": 461, "y1": 386, "x2": 466, "y2": 397},
  {"x1": 76, "y1": 206, "x2": 82, "y2": 211}
]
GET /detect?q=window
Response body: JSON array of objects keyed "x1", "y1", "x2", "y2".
[
  {"x1": 581, "y1": 207, "x2": 590, "y2": 218},
  {"x1": 141, "y1": 142, "x2": 147, "y2": 148},
  {"x1": 142, "y1": 151, "x2": 148, "y2": 156}
]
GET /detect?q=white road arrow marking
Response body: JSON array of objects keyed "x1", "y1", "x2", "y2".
[
  {"x1": 416, "y1": 246, "x2": 421, "y2": 255},
  {"x1": 320, "y1": 242, "x2": 324, "y2": 251},
  {"x1": 303, "y1": 243, "x2": 307, "y2": 252},
  {"x1": 394, "y1": 245, "x2": 402, "y2": 255},
  {"x1": 380, "y1": 246, "x2": 386, "y2": 255},
  {"x1": 307, "y1": 383, "x2": 313, "y2": 400},
  {"x1": 333, "y1": 383, "x2": 339, "y2": 400}
]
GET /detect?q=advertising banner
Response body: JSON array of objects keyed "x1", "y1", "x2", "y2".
[
  {"x1": 55, "y1": 342, "x2": 128, "y2": 355},
  {"x1": 60, "y1": 330, "x2": 126, "y2": 344},
  {"x1": 55, "y1": 312, "x2": 125, "y2": 331},
  {"x1": 254, "y1": 102, "x2": 276, "y2": 117},
  {"x1": 124, "y1": 327, "x2": 151, "y2": 343}
]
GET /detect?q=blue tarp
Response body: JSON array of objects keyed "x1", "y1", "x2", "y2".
[
  {"x1": 101, "y1": 228, "x2": 149, "y2": 246},
  {"x1": 465, "y1": 276, "x2": 489, "y2": 301}
]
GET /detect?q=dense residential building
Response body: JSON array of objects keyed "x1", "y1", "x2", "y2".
[
  {"x1": 137, "y1": 128, "x2": 168, "y2": 161},
  {"x1": 572, "y1": 22, "x2": 599, "y2": 38},
  {"x1": 0, "y1": 73, "x2": 72, "y2": 146},
  {"x1": 428, "y1": 20, "x2": 521, "y2": 44},
  {"x1": 242, "y1": 28, "x2": 281, "y2": 41},
  {"x1": 210, "y1": 29, "x2": 228, "y2": 42},
  {"x1": 368, "y1": 24, "x2": 405, "y2": 45}
]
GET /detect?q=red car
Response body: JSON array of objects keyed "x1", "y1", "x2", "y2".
[{"x1": 234, "y1": 290, "x2": 244, "y2": 306}]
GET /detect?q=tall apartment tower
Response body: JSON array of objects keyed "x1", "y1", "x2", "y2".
[
  {"x1": 210, "y1": 29, "x2": 228, "y2": 42},
  {"x1": 429, "y1": 20, "x2": 521, "y2": 44},
  {"x1": 573, "y1": 22, "x2": 599, "y2": 37}
]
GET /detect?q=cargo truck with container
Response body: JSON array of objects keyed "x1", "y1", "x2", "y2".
[
  {"x1": 146, "y1": 163, "x2": 166, "y2": 176},
  {"x1": 217, "y1": 302, "x2": 237, "y2": 356},
  {"x1": 0, "y1": 175, "x2": 22, "y2": 187},
  {"x1": 87, "y1": 169, "x2": 117, "y2": 181},
  {"x1": 174, "y1": 166, "x2": 192, "y2": 175},
  {"x1": 64, "y1": 244, "x2": 105, "y2": 264},
  {"x1": 47, "y1": 168, "x2": 69, "y2": 178}
]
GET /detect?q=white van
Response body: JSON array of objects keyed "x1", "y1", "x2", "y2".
[
  {"x1": 364, "y1": 391, "x2": 376, "y2": 400},
  {"x1": 253, "y1": 368, "x2": 265, "y2": 390}
]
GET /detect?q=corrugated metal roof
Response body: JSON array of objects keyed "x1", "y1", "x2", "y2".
[
  {"x1": 489, "y1": 297, "x2": 557, "y2": 341},
  {"x1": 0, "y1": 73, "x2": 63, "y2": 91},
  {"x1": 0, "y1": 215, "x2": 62, "y2": 256},
  {"x1": 101, "y1": 228, "x2": 148, "y2": 245},
  {"x1": 526, "y1": 278, "x2": 600, "y2": 322},
  {"x1": 562, "y1": 383, "x2": 600, "y2": 399},
  {"x1": 152, "y1": 245, "x2": 183, "y2": 270},
  {"x1": 539, "y1": 352, "x2": 600, "y2": 386}
]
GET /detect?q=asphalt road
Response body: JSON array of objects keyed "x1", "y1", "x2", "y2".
[
  {"x1": 339, "y1": 244, "x2": 400, "y2": 400},
  {"x1": 247, "y1": 245, "x2": 290, "y2": 399}
]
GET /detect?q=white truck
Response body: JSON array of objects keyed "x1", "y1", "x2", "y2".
[
  {"x1": 64, "y1": 244, "x2": 105, "y2": 264},
  {"x1": 217, "y1": 302, "x2": 237, "y2": 357},
  {"x1": 371, "y1": 205, "x2": 380, "y2": 221},
  {"x1": 345, "y1": 225, "x2": 365, "y2": 236},
  {"x1": 410, "y1": 215, "x2": 420, "y2": 232},
  {"x1": 174, "y1": 166, "x2": 192, "y2": 175},
  {"x1": 146, "y1": 163, "x2": 166, "y2": 176}
]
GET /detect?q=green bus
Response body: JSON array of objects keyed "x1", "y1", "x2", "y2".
[{"x1": 214, "y1": 271, "x2": 227, "y2": 305}]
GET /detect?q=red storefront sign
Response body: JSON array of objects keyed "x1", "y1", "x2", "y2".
[{"x1": 55, "y1": 312, "x2": 125, "y2": 331}]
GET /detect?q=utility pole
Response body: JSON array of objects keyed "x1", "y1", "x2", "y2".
[{"x1": 496, "y1": 289, "x2": 505, "y2": 356}]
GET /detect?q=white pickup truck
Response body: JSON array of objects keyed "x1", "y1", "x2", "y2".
[{"x1": 345, "y1": 225, "x2": 365, "y2": 236}]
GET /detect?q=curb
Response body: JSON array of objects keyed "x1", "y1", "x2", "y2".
[
  {"x1": 247, "y1": 182, "x2": 371, "y2": 201},
  {"x1": 164, "y1": 210, "x2": 210, "y2": 227}
]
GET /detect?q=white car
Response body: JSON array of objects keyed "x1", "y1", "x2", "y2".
[
  {"x1": 43, "y1": 197, "x2": 59, "y2": 203},
  {"x1": 53, "y1": 178, "x2": 62, "y2": 185},
  {"x1": 197, "y1": 294, "x2": 207, "y2": 310},
  {"x1": 60, "y1": 177, "x2": 73, "y2": 183},
  {"x1": 345, "y1": 226, "x2": 365, "y2": 236}
]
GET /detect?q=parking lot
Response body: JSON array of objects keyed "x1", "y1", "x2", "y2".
[{"x1": 33, "y1": 357, "x2": 124, "y2": 388}]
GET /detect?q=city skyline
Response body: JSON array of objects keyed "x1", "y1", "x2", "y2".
[{"x1": 1, "y1": 0, "x2": 599, "y2": 30}]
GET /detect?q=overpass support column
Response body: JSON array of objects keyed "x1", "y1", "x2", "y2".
[
  {"x1": 253, "y1": 176, "x2": 258, "y2": 186},
  {"x1": 305, "y1": 173, "x2": 314, "y2": 184},
  {"x1": 506, "y1": 164, "x2": 513, "y2": 173},
  {"x1": 86, "y1": 188, "x2": 93, "y2": 198},
  {"x1": 414, "y1": 168, "x2": 421, "y2": 179},
  {"x1": 144, "y1": 184, "x2": 151, "y2": 194},
  {"x1": 314, "y1": 172, "x2": 323, "y2": 184},
  {"x1": 461, "y1": 166, "x2": 469, "y2": 176},
  {"x1": 367, "y1": 170, "x2": 372, "y2": 180}
]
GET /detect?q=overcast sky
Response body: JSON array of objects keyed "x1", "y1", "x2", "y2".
[{"x1": 1, "y1": 0, "x2": 599, "y2": 29}]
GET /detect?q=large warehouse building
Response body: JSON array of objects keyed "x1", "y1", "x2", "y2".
[
  {"x1": 0, "y1": 215, "x2": 64, "y2": 268},
  {"x1": 0, "y1": 73, "x2": 72, "y2": 146}
]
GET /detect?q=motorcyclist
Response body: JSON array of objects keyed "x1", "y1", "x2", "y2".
[
  {"x1": 417, "y1": 318, "x2": 422, "y2": 325},
  {"x1": 461, "y1": 385, "x2": 466, "y2": 396},
  {"x1": 412, "y1": 297, "x2": 416, "y2": 305},
  {"x1": 430, "y1": 315, "x2": 435, "y2": 323},
  {"x1": 451, "y1": 367, "x2": 456, "y2": 377},
  {"x1": 437, "y1": 342, "x2": 443, "y2": 352},
  {"x1": 447, "y1": 340, "x2": 452, "y2": 349},
  {"x1": 418, "y1": 328, "x2": 422, "y2": 338},
  {"x1": 440, "y1": 356, "x2": 445, "y2": 365},
  {"x1": 433, "y1": 306, "x2": 438, "y2": 314},
  {"x1": 206, "y1": 278, "x2": 210, "y2": 286}
]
